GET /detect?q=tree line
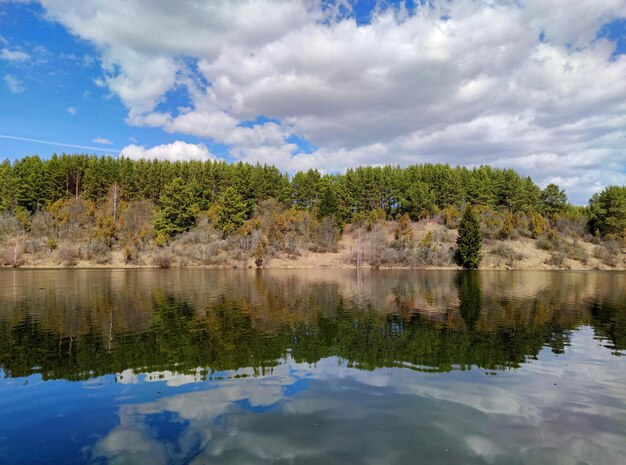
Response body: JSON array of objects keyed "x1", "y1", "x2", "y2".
[
  {"x1": 1, "y1": 154, "x2": 567, "y2": 217},
  {"x1": 0, "y1": 154, "x2": 624, "y2": 269}
]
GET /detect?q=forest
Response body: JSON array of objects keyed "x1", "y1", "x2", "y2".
[{"x1": 0, "y1": 154, "x2": 624, "y2": 269}]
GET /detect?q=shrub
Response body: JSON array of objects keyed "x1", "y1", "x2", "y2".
[
  {"x1": 594, "y1": 241, "x2": 620, "y2": 267},
  {"x1": 546, "y1": 251, "x2": 566, "y2": 267},
  {"x1": 153, "y1": 251, "x2": 173, "y2": 269},
  {"x1": 536, "y1": 235, "x2": 554, "y2": 250},
  {"x1": 23, "y1": 237, "x2": 48, "y2": 254},
  {"x1": 565, "y1": 241, "x2": 588, "y2": 263},
  {"x1": 30, "y1": 211, "x2": 56, "y2": 237},
  {"x1": 498, "y1": 214, "x2": 514, "y2": 239},
  {"x1": 441, "y1": 205, "x2": 461, "y2": 229},
  {"x1": 313, "y1": 216, "x2": 339, "y2": 252},
  {"x1": 0, "y1": 214, "x2": 20, "y2": 238},
  {"x1": 58, "y1": 244, "x2": 79, "y2": 267},
  {"x1": 84, "y1": 238, "x2": 111, "y2": 264},
  {"x1": 393, "y1": 214, "x2": 414, "y2": 250},
  {"x1": 529, "y1": 211, "x2": 547, "y2": 238},
  {"x1": 492, "y1": 243, "x2": 524, "y2": 261},
  {"x1": 419, "y1": 231, "x2": 433, "y2": 248}
]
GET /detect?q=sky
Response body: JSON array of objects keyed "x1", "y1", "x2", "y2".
[{"x1": 0, "y1": 0, "x2": 625, "y2": 204}]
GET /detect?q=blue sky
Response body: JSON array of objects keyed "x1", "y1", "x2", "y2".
[{"x1": 1, "y1": 0, "x2": 625, "y2": 203}]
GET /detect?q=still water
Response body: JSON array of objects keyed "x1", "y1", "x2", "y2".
[{"x1": 0, "y1": 269, "x2": 624, "y2": 465}]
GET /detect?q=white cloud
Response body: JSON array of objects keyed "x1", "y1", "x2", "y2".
[
  {"x1": 38, "y1": 0, "x2": 626, "y2": 203},
  {"x1": 0, "y1": 48, "x2": 29, "y2": 61},
  {"x1": 119, "y1": 140, "x2": 217, "y2": 162},
  {"x1": 92, "y1": 136, "x2": 112, "y2": 145},
  {"x1": 66, "y1": 106, "x2": 77, "y2": 115},
  {"x1": 4, "y1": 74, "x2": 24, "y2": 93}
]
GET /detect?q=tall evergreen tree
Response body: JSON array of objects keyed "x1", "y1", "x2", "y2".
[
  {"x1": 155, "y1": 177, "x2": 198, "y2": 240},
  {"x1": 318, "y1": 185, "x2": 339, "y2": 220},
  {"x1": 540, "y1": 183, "x2": 568, "y2": 217},
  {"x1": 588, "y1": 185, "x2": 626, "y2": 238},
  {"x1": 456, "y1": 206, "x2": 482, "y2": 269},
  {"x1": 214, "y1": 186, "x2": 249, "y2": 236}
]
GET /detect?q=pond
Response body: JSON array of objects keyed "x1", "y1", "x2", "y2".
[{"x1": 0, "y1": 269, "x2": 624, "y2": 464}]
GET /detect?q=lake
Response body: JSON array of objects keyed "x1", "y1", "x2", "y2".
[{"x1": 0, "y1": 269, "x2": 624, "y2": 464}]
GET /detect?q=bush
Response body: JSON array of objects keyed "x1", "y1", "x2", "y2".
[
  {"x1": 529, "y1": 211, "x2": 547, "y2": 238},
  {"x1": 30, "y1": 211, "x2": 56, "y2": 237},
  {"x1": 313, "y1": 216, "x2": 339, "y2": 252},
  {"x1": 84, "y1": 238, "x2": 111, "y2": 264},
  {"x1": 565, "y1": 241, "x2": 588, "y2": 263},
  {"x1": 153, "y1": 251, "x2": 173, "y2": 269},
  {"x1": 546, "y1": 251, "x2": 566, "y2": 267},
  {"x1": 23, "y1": 237, "x2": 48, "y2": 254},
  {"x1": 555, "y1": 214, "x2": 588, "y2": 238},
  {"x1": 497, "y1": 214, "x2": 514, "y2": 239},
  {"x1": 0, "y1": 242, "x2": 22, "y2": 267},
  {"x1": 536, "y1": 235, "x2": 554, "y2": 250},
  {"x1": 594, "y1": 241, "x2": 620, "y2": 267},
  {"x1": 58, "y1": 244, "x2": 79, "y2": 267},
  {"x1": 492, "y1": 243, "x2": 524, "y2": 261},
  {"x1": 0, "y1": 214, "x2": 21, "y2": 238}
]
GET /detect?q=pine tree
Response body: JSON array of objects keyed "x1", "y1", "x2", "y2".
[
  {"x1": 318, "y1": 185, "x2": 338, "y2": 220},
  {"x1": 154, "y1": 177, "x2": 198, "y2": 240},
  {"x1": 214, "y1": 186, "x2": 249, "y2": 236},
  {"x1": 588, "y1": 185, "x2": 626, "y2": 238},
  {"x1": 456, "y1": 205, "x2": 482, "y2": 269},
  {"x1": 540, "y1": 183, "x2": 567, "y2": 217}
]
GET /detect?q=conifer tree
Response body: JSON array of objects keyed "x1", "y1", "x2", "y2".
[
  {"x1": 214, "y1": 186, "x2": 249, "y2": 236},
  {"x1": 318, "y1": 186, "x2": 338, "y2": 220},
  {"x1": 456, "y1": 205, "x2": 482, "y2": 269},
  {"x1": 155, "y1": 177, "x2": 197, "y2": 240}
]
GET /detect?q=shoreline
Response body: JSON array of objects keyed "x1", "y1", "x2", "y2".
[{"x1": 3, "y1": 263, "x2": 623, "y2": 271}]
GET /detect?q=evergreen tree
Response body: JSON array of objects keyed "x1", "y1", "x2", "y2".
[
  {"x1": 155, "y1": 177, "x2": 198, "y2": 240},
  {"x1": 540, "y1": 183, "x2": 567, "y2": 217},
  {"x1": 318, "y1": 185, "x2": 339, "y2": 220},
  {"x1": 456, "y1": 206, "x2": 482, "y2": 269},
  {"x1": 588, "y1": 185, "x2": 626, "y2": 238},
  {"x1": 214, "y1": 186, "x2": 249, "y2": 236}
]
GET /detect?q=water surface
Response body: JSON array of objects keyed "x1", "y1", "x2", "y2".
[{"x1": 0, "y1": 269, "x2": 624, "y2": 464}]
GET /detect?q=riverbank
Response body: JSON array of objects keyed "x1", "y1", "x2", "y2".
[{"x1": 4, "y1": 220, "x2": 624, "y2": 271}]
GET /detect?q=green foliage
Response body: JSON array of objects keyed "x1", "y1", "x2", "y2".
[
  {"x1": 540, "y1": 183, "x2": 568, "y2": 217},
  {"x1": 456, "y1": 206, "x2": 483, "y2": 269},
  {"x1": 588, "y1": 185, "x2": 626, "y2": 239},
  {"x1": 498, "y1": 214, "x2": 514, "y2": 239},
  {"x1": 154, "y1": 177, "x2": 198, "y2": 240},
  {"x1": 529, "y1": 211, "x2": 547, "y2": 238},
  {"x1": 253, "y1": 240, "x2": 265, "y2": 267},
  {"x1": 318, "y1": 185, "x2": 339, "y2": 220},
  {"x1": 213, "y1": 186, "x2": 249, "y2": 236},
  {"x1": 418, "y1": 231, "x2": 433, "y2": 248}
]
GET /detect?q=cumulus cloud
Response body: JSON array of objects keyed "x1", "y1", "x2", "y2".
[
  {"x1": 38, "y1": 0, "x2": 626, "y2": 203},
  {"x1": 66, "y1": 106, "x2": 77, "y2": 115},
  {"x1": 92, "y1": 136, "x2": 112, "y2": 145},
  {"x1": 119, "y1": 140, "x2": 217, "y2": 162},
  {"x1": 0, "y1": 48, "x2": 30, "y2": 61},
  {"x1": 4, "y1": 74, "x2": 25, "y2": 93}
]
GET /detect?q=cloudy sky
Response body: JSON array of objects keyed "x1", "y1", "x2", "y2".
[{"x1": 0, "y1": 0, "x2": 625, "y2": 203}]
